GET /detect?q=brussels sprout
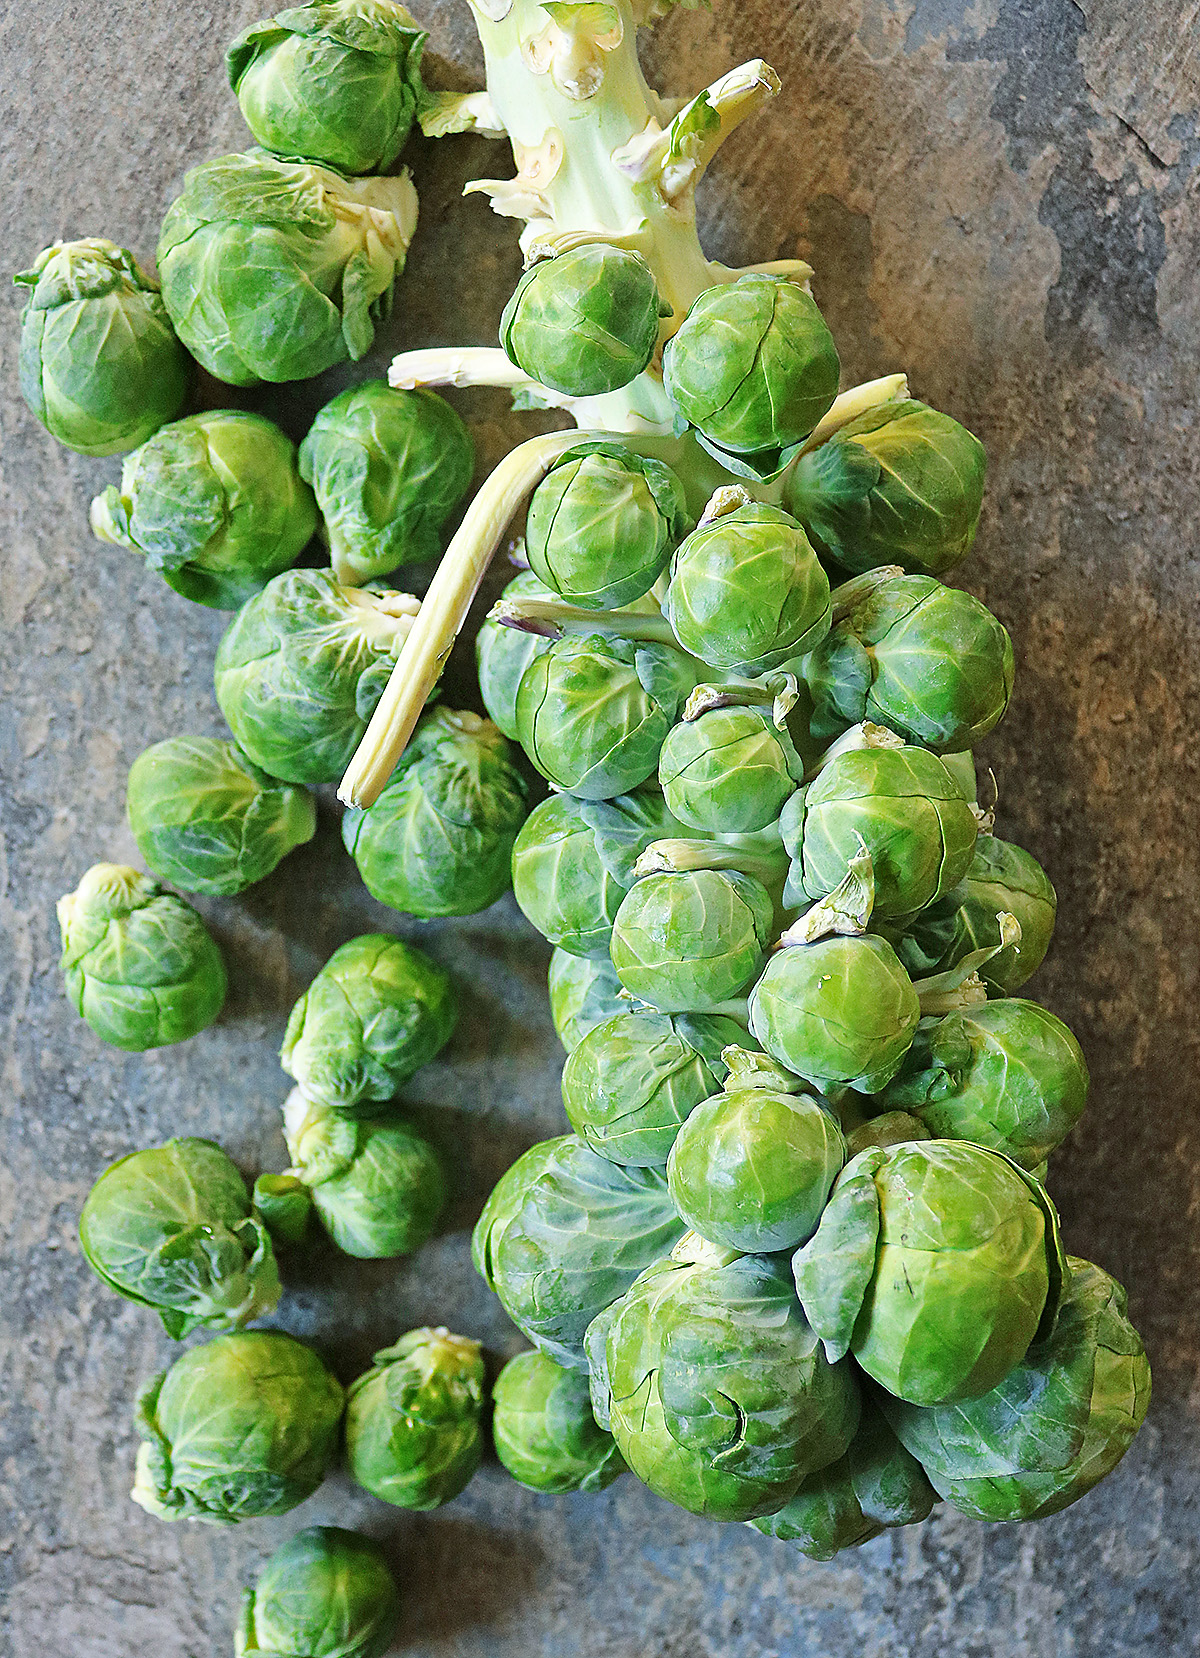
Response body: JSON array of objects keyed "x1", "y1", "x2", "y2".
[
  {"x1": 90, "y1": 411, "x2": 316, "y2": 608},
  {"x1": 548, "y1": 949, "x2": 627, "y2": 1054},
  {"x1": 492, "y1": 1349, "x2": 626, "y2": 1494},
  {"x1": 281, "y1": 933, "x2": 457, "y2": 1113},
  {"x1": 845, "y1": 1109, "x2": 931, "y2": 1157},
  {"x1": 127, "y1": 736, "x2": 316, "y2": 897},
  {"x1": 472, "y1": 1135, "x2": 686, "y2": 1369},
  {"x1": 590, "y1": 1234, "x2": 860, "y2": 1520},
  {"x1": 499, "y1": 245, "x2": 661, "y2": 398},
  {"x1": 132, "y1": 1330, "x2": 344, "y2": 1523},
  {"x1": 610, "y1": 868, "x2": 774, "y2": 1013},
  {"x1": 252, "y1": 1173, "x2": 315, "y2": 1248},
  {"x1": 784, "y1": 399, "x2": 987, "y2": 578},
  {"x1": 236, "y1": 1526, "x2": 400, "y2": 1658},
  {"x1": 299, "y1": 383, "x2": 474, "y2": 585},
  {"x1": 214, "y1": 568, "x2": 417, "y2": 785},
  {"x1": 79, "y1": 1137, "x2": 279, "y2": 1338},
  {"x1": 883, "y1": 1257, "x2": 1150, "y2": 1521},
  {"x1": 342, "y1": 709, "x2": 528, "y2": 917},
  {"x1": 792, "y1": 1142, "x2": 1067, "y2": 1406},
  {"x1": 662, "y1": 275, "x2": 839, "y2": 456},
  {"x1": 15, "y1": 238, "x2": 191, "y2": 456},
  {"x1": 157, "y1": 152, "x2": 417, "y2": 386},
  {"x1": 659, "y1": 705, "x2": 803, "y2": 834},
  {"x1": 344, "y1": 1328, "x2": 486, "y2": 1509},
  {"x1": 897, "y1": 834, "x2": 1057, "y2": 992},
  {"x1": 476, "y1": 569, "x2": 556, "y2": 740},
  {"x1": 57, "y1": 864, "x2": 226, "y2": 1051},
  {"x1": 228, "y1": 0, "x2": 427, "y2": 175}
]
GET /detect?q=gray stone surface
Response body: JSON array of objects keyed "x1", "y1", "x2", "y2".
[{"x1": 2, "y1": 1, "x2": 1198, "y2": 1653}]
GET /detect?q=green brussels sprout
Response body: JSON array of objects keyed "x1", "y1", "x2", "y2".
[
  {"x1": 228, "y1": 0, "x2": 427, "y2": 176},
  {"x1": 344, "y1": 1328, "x2": 486, "y2": 1509},
  {"x1": 236, "y1": 1526, "x2": 400, "y2": 1658},
  {"x1": 897, "y1": 834, "x2": 1057, "y2": 992},
  {"x1": 883, "y1": 1257, "x2": 1150, "y2": 1521},
  {"x1": 589, "y1": 1234, "x2": 860, "y2": 1520},
  {"x1": 845, "y1": 1109, "x2": 931, "y2": 1157},
  {"x1": 659, "y1": 705, "x2": 804, "y2": 834},
  {"x1": 662, "y1": 275, "x2": 840, "y2": 456},
  {"x1": 342, "y1": 709, "x2": 528, "y2": 917},
  {"x1": 805, "y1": 573, "x2": 1014, "y2": 753},
  {"x1": 472, "y1": 1135, "x2": 686, "y2": 1369},
  {"x1": 792, "y1": 1141, "x2": 1067, "y2": 1406},
  {"x1": 252, "y1": 1173, "x2": 315, "y2": 1248},
  {"x1": 214, "y1": 568, "x2": 417, "y2": 785},
  {"x1": 15, "y1": 238, "x2": 191, "y2": 456},
  {"x1": 132, "y1": 1330, "x2": 344, "y2": 1523},
  {"x1": 157, "y1": 152, "x2": 416, "y2": 386},
  {"x1": 492, "y1": 1349, "x2": 626, "y2": 1494},
  {"x1": 784, "y1": 398, "x2": 987, "y2": 578},
  {"x1": 298, "y1": 383, "x2": 474, "y2": 585},
  {"x1": 476, "y1": 569, "x2": 556, "y2": 740},
  {"x1": 663, "y1": 503, "x2": 831, "y2": 675},
  {"x1": 57, "y1": 863, "x2": 227, "y2": 1051},
  {"x1": 79, "y1": 1137, "x2": 279, "y2": 1338},
  {"x1": 500, "y1": 245, "x2": 661, "y2": 398},
  {"x1": 90, "y1": 411, "x2": 316, "y2": 608},
  {"x1": 610, "y1": 868, "x2": 774, "y2": 1013},
  {"x1": 548, "y1": 949, "x2": 627, "y2": 1053},
  {"x1": 281, "y1": 933, "x2": 457, "y2": 1113},
  {"x1": 127, "y1": 736, "x2": 316, "y2": 897}
]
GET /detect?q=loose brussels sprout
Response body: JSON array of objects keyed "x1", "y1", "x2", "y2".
[
  {"x1": 472, "y1": 1135, "x2": 686, "y2": 1370},
  {"x1": 492, "y1": 1349, "x2": 626, "y2": 1494},
  {"x1": 127, "y1": 736, "x2": 316, "y2": 897},
  {"x1": 79, "y1": 1137, "x2": 279, "y2": 1338},
  {"x1": 57, "y1": 864, "x2": 226, "y2": 1051},
  {"x1": 228, "y1": 0, "x2": 427, "y2": 175},
  {"x1": 15, "y1": 238, "x2": 191, "y2": 456},
  {"x1": 659, "y1": 705, "x2": 803, "y2": 834},
  {"x1": 236, "y1": 1526, "x2": 400, "y2": 1658},
  {"x1": 344, "y1": 1328, "x2": 486, "y2": 1509},
  {"x1": 90, "y1": 411, "x2": 316, "y2": 608},
  {"x1": 476, "y1": 569, "x2": 556, "y2": 740},
  {"x1": 610, "y1": 869, "x2": 774, "y2": 1013},
  {"x1": 589, "y1": 1234, "x2": 860, "y2": 1520},
  {"x1": 132, "y1": 1330, "x2": 344, "y2": 1523},
  {"x1": 157, "y1": 152, "x2": 416, "y2": 386},
  {"x1": 662, "y1": 275, "x2": 839, "y2": 456},
  {"x1": 252, "y1": 1172, "x2": 315, "y2": 1248},
  {"x1": 281, "y1": 934, "x2": 457, "y2": 1114},
  {"x1": 784, "y1": 398, "x2": 987, "y2": 578},
  {"x1": 298, "y1": 383, "x2": 474, "y2": 585},
  {"x1": 342, "y1": 709, "x2": 528, "y2": 917},
  {"x1": 214, "y1": 568, "x2": 416, "y2": 785},
  {"x1": 499, "y1": 245, "x2": 661, "y2": 398},
  {"x1": 792, "y1": 1142, "x2": 1067, "y2": 1406},
  {"x1": 548, "y1": 949, "x2": 627, "y2": 1054},
  {"x1": 897, "y1": 834, "x2": 1057, "y2": 992}
]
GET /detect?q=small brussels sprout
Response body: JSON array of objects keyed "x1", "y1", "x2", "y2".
[
  {"x1": 493, "y1": 1349, "x2": 626, "y2": 1494},
  {"x1": 897, "y1": 834, "x2": 1057, "y2": 992},
  {"x1": 236, "y1": 1526, "x2": 400, "y2": 1658},
  {"x1": 500, "y1": 245, "x2": 661, "y2": 398},
  {"x1": 157, "y1": 152, "x2": 417, "y2": 386},
  {"x1": 548, "y1": 949, "x2": 627, "y2": 1054},
  {"x1": 659, "y1": 705, "x2": 803, "y2": 834},
  {"x1": 15, "y1": 238, "x2": 191, "y2": 456},
  {"x1": 611, "y1": 869, "x2": 774, "y2": 1013},
  {"x1": 342, "y1": 709, "x2": 528, "y2": 917},
  {"x1": 252, "y1": 1173, "x2": 315, "y2": 1247},
  {"x1": 792, "y1": 1142, "x2": 1067, "y2": 1405},
  {"x1": 90, "y1": 411, "x2": 316, "y2": 608},
  {"x1": 57, "y1": 864, "x2": 227, "y2": 1051},
  {"x1": 127, "y1": 736, "x2": 316, "y2": 897},
  {"x1": 132, "y1": 1330, "x2": 344, "y2": 1523},
  {"x1": 228, "y1": 0, "x2": 427, "y2": 175},
  {"x1": 663, "y1": 275, "x2": 840, "y2": 456},
  {"x1": 845, "y1": 1109, "x2": 931, "y2": 1157},
  {"x1": 784, "y1": 398, "x2": 987, "y2": 578},
  {"x1": 477, "y1": 569, "x2": 556, "y2": 739},
  {"x1": 344, "y1": 1328, "x2": 486, "y2": 1509},
  {"x1": 299, "y1": 383, "x2": 474, "y2": 585},
  {"x1": 281, "y1": 933, "x2": 456, "y2": 1113},
  {"x1": 79, "y1": 1137, "x2": 279, "y2": 1338}
]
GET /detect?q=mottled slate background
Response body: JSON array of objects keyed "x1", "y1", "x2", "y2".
[{"x1": 2, "y1": 1, "x2": 1198, "y2": 1653}]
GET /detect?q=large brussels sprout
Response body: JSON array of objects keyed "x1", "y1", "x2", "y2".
[
  {"x1": 79, "y1": 1137, "x2": 279, "y2": 1338},
  {"x1": 236, "y1": 1526, "x2": 400, "y2": 1658},
  {"x1": 299, "y1": 382, "x2": 474, "y2": 585},
  {"x1": 342, "y1": 709, "x2": 528, "y2": 917},
  {"x1": 659, "y1": 704, "x2": 803, "y2": 835},
  {"x1": 792, "y1": 1142, "x2": 1067, "y2": 1406},
  {"x1": 610, "y1": 869, "x2": 774, "y2": 1013},
  {"x1": 157, "y1": 152, "x2": 417, "y2": 386},
  {"x1": 15, "y1": 238, "x2": 191, "y2": 456},
  {"x1": 90, "y1": 411, "x2": 316, "y2": 608},
  {"x1": 548, "y1": 949, "x2": 627, "y2": 1054},
  {"x1": 344, "y1": 1328, "x2": 485, "y2": 1509},
  {"x1": 57, "y1": 864, "x2": 226, "y2": 1051},
  {"x1": 127, "y1": 736, "x2": 316, "y2": 897},
  {"x1": 281, "y1": 933, "x2": 456, "y2": 1114},
  {"x1": 492, "y1": 1349, "x2": 626, "y2": 1495},
  {"x1": 132, "y1": 1330, "x2": 344, "y2": 1523},
  {"x1": 500, "y1": 245, "x2": 661, "y2": 398},
  {"x1": 476, "y1": 569, "x2": 556, "y2": 740}
]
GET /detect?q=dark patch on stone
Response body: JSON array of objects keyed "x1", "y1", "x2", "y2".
[{"x1": 794, "y1": 194, "x2": 886, "y2": 385}]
